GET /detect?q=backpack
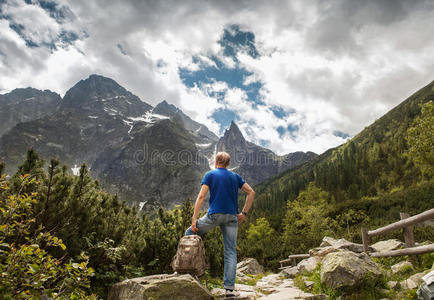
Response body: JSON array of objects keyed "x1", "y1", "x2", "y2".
[{"x1": 171, "y1": 235, "x2": 206, "y2": 276}]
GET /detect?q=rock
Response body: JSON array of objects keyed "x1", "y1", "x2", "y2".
[
  {"x1": 280, "y1": 266, "x2": 301, "y2": 278},
  {"x1": 309, "y1": 246, "x2": 338, "y2": 258},
  {"x1": 235, "y1": 283, "x2": 261, "y2": 298},
  {"x1": 304, "y1": 280, "x2": 315, "y2": 288},
  {"x1": 320, "y1": 250, "x2": 382, "y2": 290},
  {"x1": 236, "y1": 270, "x2": 249, "y2": 283},
  {"x1": 401, "y1": 278, "x2": 418, "y2": 290},
  {"x1": 401, "y1": 271, "x2": 429, "y2": 290},
  {"x1": 256, "y1": 274, "x2": 284, "y2": 288},
  {"x1": 386, "y1": 281, "x2": 397, "y2": 289},
  {"x1": 297, "y1": 256, "x2": 321, "y2": 273},
  {"x1": 107, "y1": 273, "x2": 213, "y2": 300},
  {"x1": 210, "y1": 287, "x2": 224, "y2": 295},
  {"x1": 391, "y1": 261, "x2": 414, "y2": 274},
  {"x1": 320, "y1": 236, "x2": 373, "y2": 253},
  {"x1": 237, "y1": 258, "x2": 265, "y2": 275},
  {"x1": 371, "y1": 239, "x2": 404, "y2": 252},
  {"x1": 211, "y1": 287, "x2": 250, "y2": 300},
  {"x1": 258, "y1": 286, "x2": 322, "y2": 299}
]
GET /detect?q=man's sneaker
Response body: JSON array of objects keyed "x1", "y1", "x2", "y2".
[{"x1": 225, "y1": 289, "x2": 240, "y2": 298}]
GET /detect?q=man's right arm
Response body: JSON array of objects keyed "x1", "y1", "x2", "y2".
[{"x1": 191, "y1": 184, "x2": 209, "y2": 232}]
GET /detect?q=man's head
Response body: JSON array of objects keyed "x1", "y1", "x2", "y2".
[{"x1": 215, "y1": 152, "x2": 230, "y2": 168}]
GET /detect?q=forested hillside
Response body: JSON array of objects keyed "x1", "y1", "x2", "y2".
[
  {"x1": 252, "y1": 80, "x2": 433, "y2": 216},
  {"x1": 236, "y1": 81, "x2": 434, "y2": 267}
]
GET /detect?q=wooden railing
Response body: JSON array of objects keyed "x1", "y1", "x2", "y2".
[
  {"x1": 279, "y1": 254, "x2": 310, "y2": 269},
  {"x1": 362, "y1": 208, "x2": 434, "y2": 257}
]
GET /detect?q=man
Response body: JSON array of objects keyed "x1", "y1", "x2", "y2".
[{"x1": 185, "y1": 151, "x2": 255, "y2": 298}]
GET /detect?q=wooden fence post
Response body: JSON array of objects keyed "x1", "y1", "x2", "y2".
[
  {"x1": 400, "y1": 213, "x2": 415, "y2": 248},
  {"x1": 362, "y1": 227, "x2": 370, "y2": 253}
]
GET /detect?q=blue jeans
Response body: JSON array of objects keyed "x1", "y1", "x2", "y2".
[{"x1": 185, "y1": 213, "x2": 238, "y2": 290}]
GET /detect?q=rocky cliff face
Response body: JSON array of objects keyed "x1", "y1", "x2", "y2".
[
  {"x1": 153, "y1": 100, "x2": 218, "y2": 144},
  {"x1": 0, "y1": 88, "x2": 61, "y2": 136},
  {"x1": 92, "y1": 117, "x2": 209, "y2": 209}
]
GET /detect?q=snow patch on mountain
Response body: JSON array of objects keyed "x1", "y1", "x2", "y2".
[
  {"x1": 128, "y1": 111, "x2": 170, "y2": 123},
  {"x1": 195, "y1": 143, "x2": 212, "y2": 148},
  {"x1": 71, "y1": 164, "x2": 80, "y2": 176}
]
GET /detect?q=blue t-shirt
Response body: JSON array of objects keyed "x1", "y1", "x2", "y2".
[{"x1": 201, "y1": 168, "x2": 246, "y2": 215}]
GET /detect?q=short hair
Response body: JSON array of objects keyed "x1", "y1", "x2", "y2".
[{"x1": 215, "y1": 151, "x2": 230, "y2": 167}]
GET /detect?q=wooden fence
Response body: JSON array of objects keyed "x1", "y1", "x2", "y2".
[
  {"x1": 279, "y1": 254, "x2": 310, "y2": 269},
  {"x1": 361, "y1": 208, "x2": 434, "y2": 257}
]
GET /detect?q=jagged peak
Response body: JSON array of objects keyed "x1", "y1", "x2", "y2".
[
  {"x1": 154, "y1": 100, "x2": 180, "y2": 115},
  {"x1": 60, "y1": 74, "x2": 152, "y2": 114},
  {"x1": 227, "y1": 121, "x2": 243, "y2": 136},
  {"x1": 69, "y1": 74, "x2": 124, "y2": 92}
]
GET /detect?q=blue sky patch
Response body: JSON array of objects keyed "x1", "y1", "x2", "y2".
[
  {"x1": 179, "y1": 24, "x2": 267, "y2": 130},
  {"x1": 276, "y1": 124, "x2": 299, "y2": 139},
  {"x1": 219, "y1": 24, "x2": 259, "y2": 60},
  {"x1": 211, "y1": 108, "x2": 239, "y2": 132},
  {"x1": 258, "y1": 139, "x2": 270, "y2": 148},
  {"x1": 117, "y1": 43, "x2": 127, "y2": 55},
  {"x1": 277, "y1": 126, "x2": 285, "y2": 138},
  {"x1": 270, "y1": 106, "x2": 295, "y2": 119},
  {"x1": 33, "y1": 0, "x2": 75, "y2": 24},
  {"x1": 333, "y1": 130, "x2": 350, "y2": 139}
]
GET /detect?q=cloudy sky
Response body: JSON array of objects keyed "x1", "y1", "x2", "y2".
[{"x1": 1, "y1": 0, "x2": 433, "y2": 154}]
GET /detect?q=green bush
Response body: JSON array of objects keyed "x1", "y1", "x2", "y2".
[{"x1": 0, "y1": 174, "x2": 95, "y2": 299}]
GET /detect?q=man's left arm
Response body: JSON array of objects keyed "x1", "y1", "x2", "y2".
[
  {"x1": 191, "y1": 184, "x2": 209, "y2": 233},
  {"x1": 237, "y1": 183, "x2": 255, "y2": 223}
]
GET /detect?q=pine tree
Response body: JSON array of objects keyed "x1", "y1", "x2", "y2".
[
  {"x1": 11, "y1": 149, "x2": 46, "y2": 194},
  {"x1": 181, "y1": 197, "x2": 193, "y2": 233}
]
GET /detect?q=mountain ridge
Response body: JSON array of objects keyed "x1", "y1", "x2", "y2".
[{"x1": 0, "y1": 74, "x2": 317, "y2": 208}]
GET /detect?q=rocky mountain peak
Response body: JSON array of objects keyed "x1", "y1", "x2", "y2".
[
  {"x1": 153, "y1": 100, "x2": 180, "y2": 116},
  {"x1": 60, "y1": 74, "x2": 152, "y2": 117},
  {"x1": 1, "y1": 87, "x2": 60, "y2": 104},
  {"x1": 224, "y1": 121, "x2": 246, "y2": 142},
  {"x1": 62, "y1": 74, "x2": 127, "y2": 104},
  {"x1": 0, "y1": 88, "x2": 61, "y2": 136},
  {"x1": 153, "y1": 100, "x2": 219, "y2": 143}
]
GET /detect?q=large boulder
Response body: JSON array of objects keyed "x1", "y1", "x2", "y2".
[
  {"x1": 371, "y1": 239, "x2": 404, "y2": 252},
  {"x1": 320, "y1": 236, "x2": 372, "y2": 253},
  {"x1": 320, "y1": 250, "x2": 382, "y2": 290},
  {"x1": 107, "y1": 273, "x2": 213, "y2": 300},
  {"x1": 297, "y1": 256, "x2": 321, "y2": 273},
  {"x1": 237, "y1": 258, "x2": 264, "y2": 275}
]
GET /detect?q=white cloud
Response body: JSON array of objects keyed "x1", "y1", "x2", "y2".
[
  {"x1": 2, "y1": 0, "x2": 60, "y2": 46},
  {"x1": 0, "y1": 0, "x2": 433, "y2": 155}
]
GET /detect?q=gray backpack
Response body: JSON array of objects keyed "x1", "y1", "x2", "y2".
[{"x1": 171, "y1": 235, "x2": 206, "y2": 276}]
